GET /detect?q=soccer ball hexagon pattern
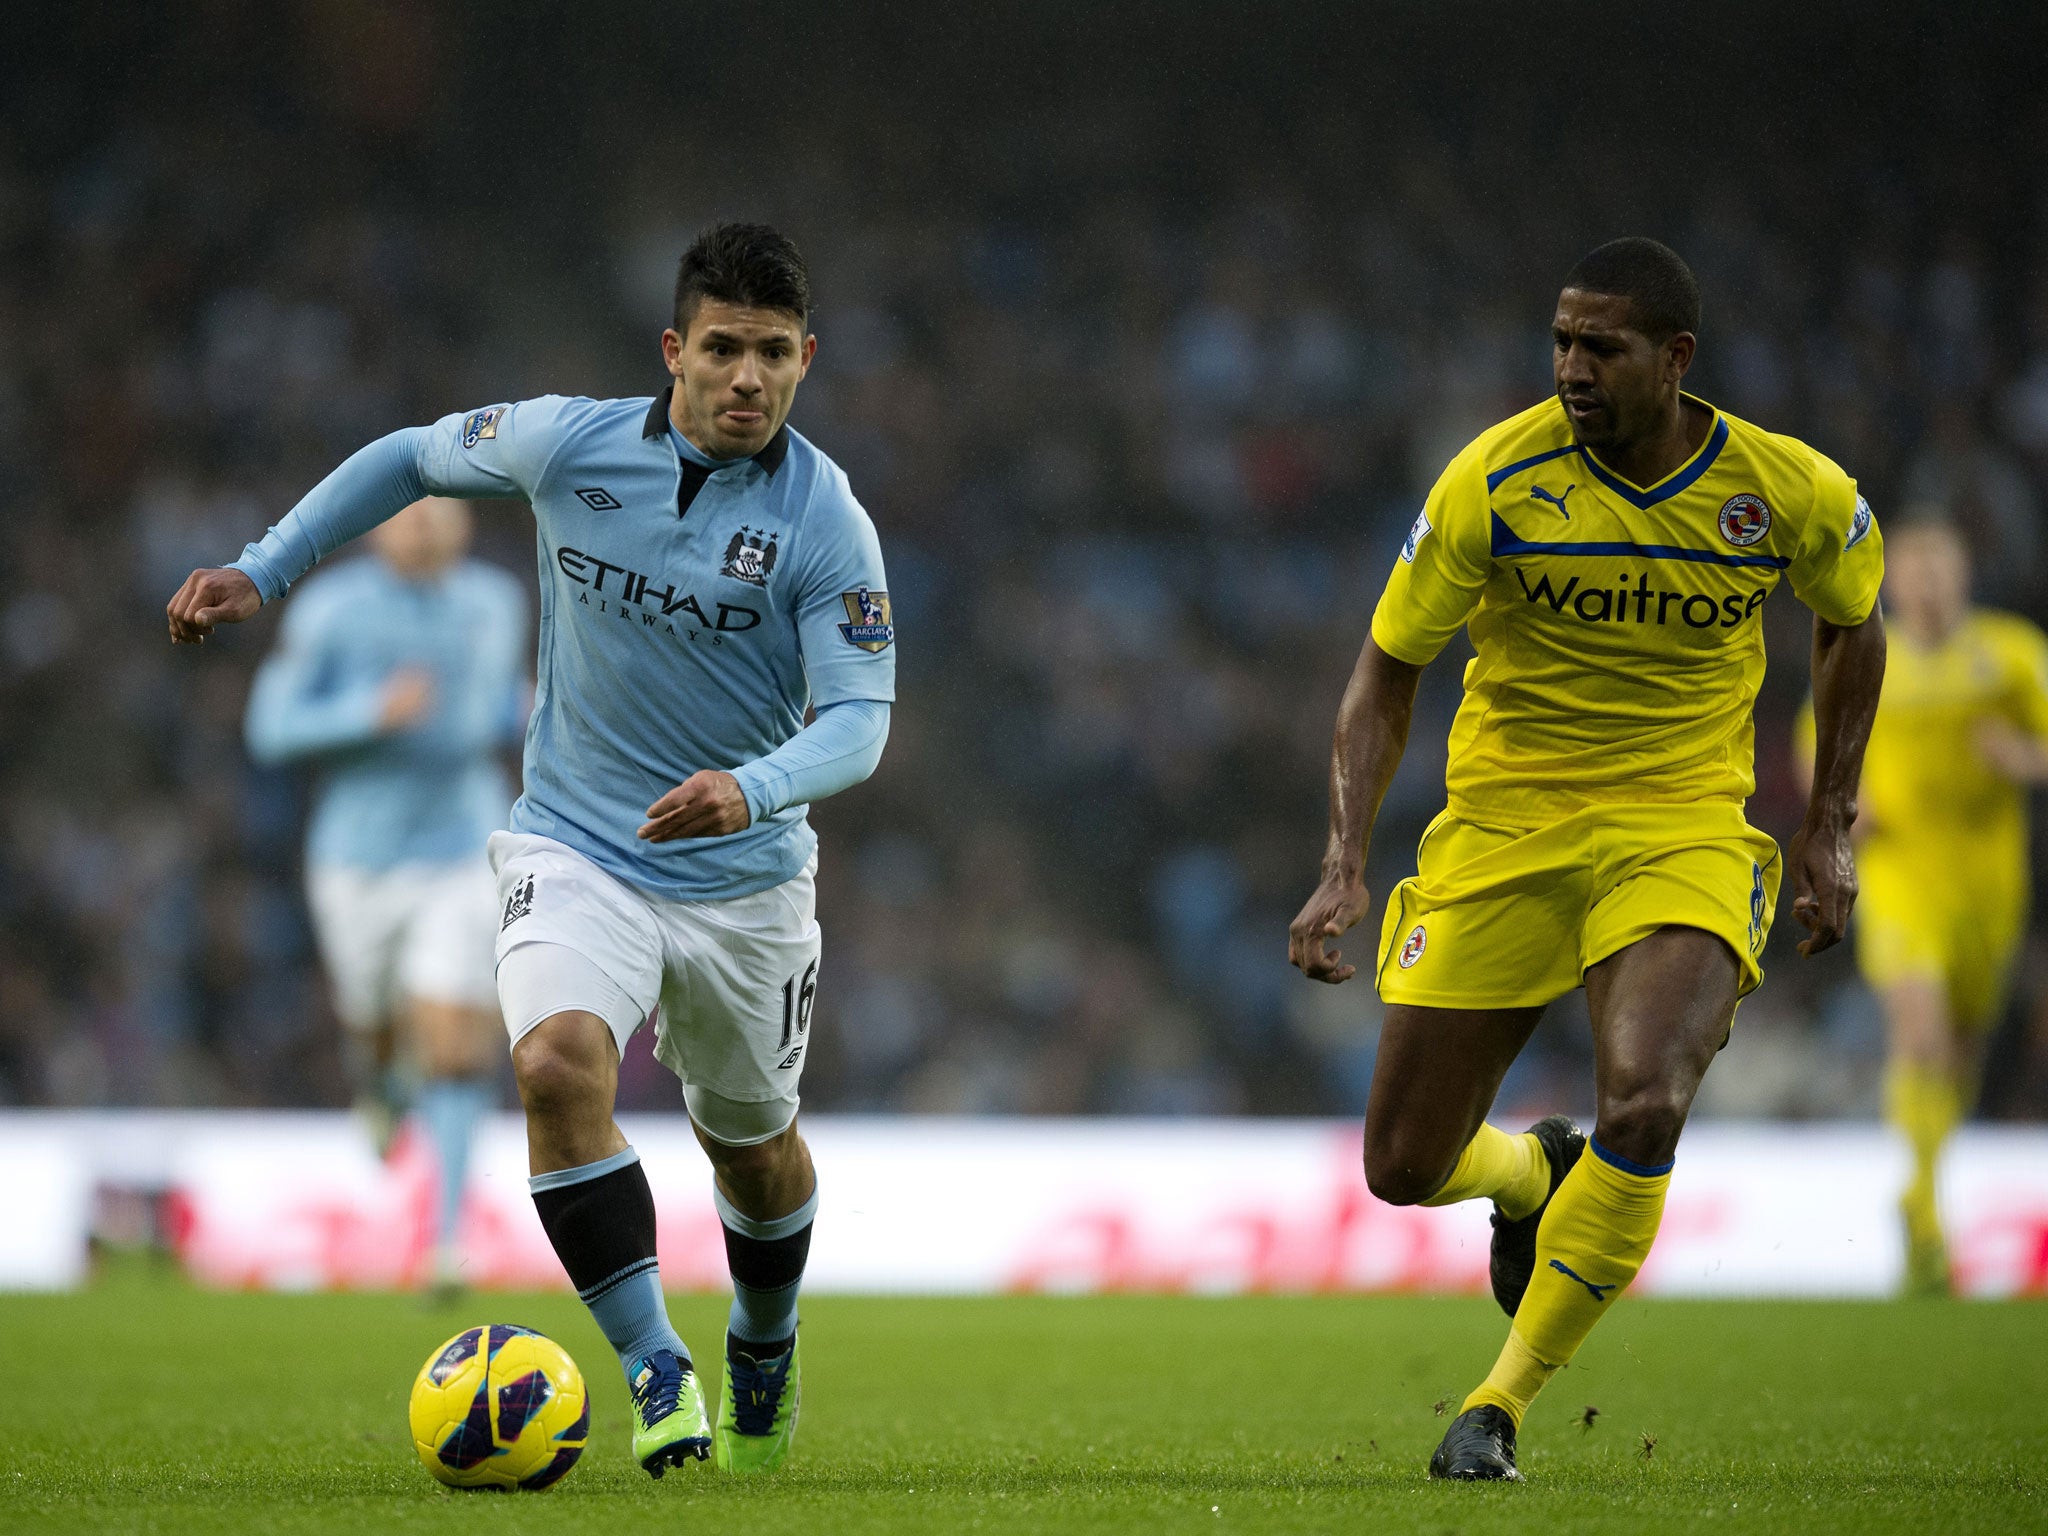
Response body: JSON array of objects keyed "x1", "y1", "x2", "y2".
[{"x1": 407, "y1": 1324, "x2": 589, "y2": 1491}]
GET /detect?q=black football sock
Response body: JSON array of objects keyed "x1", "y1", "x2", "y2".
[
  {"x1": 529, "y1": 1148, "x2": 689, "y2": 1375},
  {"x1": 715, "y1": 1182, "x2": 817, "y2": 1351}
]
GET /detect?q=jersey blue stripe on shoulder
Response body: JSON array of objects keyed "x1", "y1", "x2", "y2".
[
  {"x1": 1490, "y1": 513, "x2": 1789, "y2": 569},
  {"x1": 1484, "y1": 443, "x2": 1579, "y2": 492},
  {"x1": 1575, "y1": 416, "x2": 1730, "y2": 509}
]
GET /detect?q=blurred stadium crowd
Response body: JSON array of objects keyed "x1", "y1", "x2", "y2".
[{"x1": 4, "y1": 2, "x2": 2048, "y2": 1120}]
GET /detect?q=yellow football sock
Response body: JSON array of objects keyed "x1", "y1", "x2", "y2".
[
  {"x1": 1420, "y1": 1124, "x2": 1548, "y2": 1219},
  {"x1": 1463, "y1": 1142, "x2": 1670, "y2": 1427},
  {"x1": 1885, "y1": 1061, "x2": 1960, "y2": 1255}
]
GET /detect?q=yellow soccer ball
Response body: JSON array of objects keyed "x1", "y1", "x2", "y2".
[{"x1": 407, "y1": 1324, "x2": 590, "y2": 1491}]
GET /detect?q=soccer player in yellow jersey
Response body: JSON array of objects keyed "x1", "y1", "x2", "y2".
[
  {"x1": 1799, "y1": 518, "x2": 2048, "y2": 1294},
  {"x1": 1288, "y1": 238, "x2": 1888, "y2": 1481}
]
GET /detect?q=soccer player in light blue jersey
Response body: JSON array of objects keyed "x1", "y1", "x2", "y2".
[
  {"x1": 244, "y1": 495, "x2": 528, "y2": 1297},
  {"x1": 169, "y1": 225, "x2": 894, "y2": 1478}
]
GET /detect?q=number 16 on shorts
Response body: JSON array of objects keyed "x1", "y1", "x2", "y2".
[{"x1": 778, "y1": 959, "x2": 817, "y2": 1069}]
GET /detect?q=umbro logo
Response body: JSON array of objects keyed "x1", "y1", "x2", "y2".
[
  {"x1": 777, "y1": 1045, "x2": 804, "y2": 1070},
  {"x1": 575, "y1": 487, "x2": 622, "y2": 511},
  {"x1": 501, "y1": 874, "x2": 535, "y2": 930}
]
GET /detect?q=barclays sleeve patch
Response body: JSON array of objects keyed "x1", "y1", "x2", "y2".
[
  {"x1": 838, "y1": 587, "x2": 894, "y2": 652},
  {"x1": 1845, "y1": 494, "x2": 1874, "y2": 550},
  {"x1": 461, "y1": 405, "x2": 507, "y2": 450},
  {"x1": 1401, "y1": 508, "x2": 1432, "y2": 563}
]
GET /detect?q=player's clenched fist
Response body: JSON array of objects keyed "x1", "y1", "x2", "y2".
[
  {"x1": 166, "y1": 567, "x2": 262, "y2": 644},
  {"x1": 1786, "y1": 817, "x2": 1857, "y2": 957},
  {"x1": 637, "y1": 769, "x2": 752, "y2": 842},
  {"x1": 1288, "y1": 875, "x2": 1374, "y2": 984}
]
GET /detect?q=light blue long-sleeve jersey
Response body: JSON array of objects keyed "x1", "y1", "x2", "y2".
[
  {"x1": 244, "y1": 556, "x2": 529, "y2": 871},
  {"x1": 233, "y1": 390, "x2": 896, "y2": 900}
]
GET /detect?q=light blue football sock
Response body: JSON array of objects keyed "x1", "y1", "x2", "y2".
[
  {"x1": 415, "y1": 1076, "x2": 492, "y2": 1248},
  {"x1": 588, "y1": 1268, "x2": 692, "y2": 1375}
]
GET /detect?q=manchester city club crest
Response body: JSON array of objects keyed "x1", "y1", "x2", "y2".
[
  {"x1": 720, "y1": 525, "x2": 779, "y2": 586},
  {"x1": 1718, "y1": 493, "x2": 1772, "y2": 547},
  {"x1": 1397, "y1": 923, "x2": 1427, "y2": 969},
  {"x1": 838, "y1": 587, "x2": 895, "y2": 652}
]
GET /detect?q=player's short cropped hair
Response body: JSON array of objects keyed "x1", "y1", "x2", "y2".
[
  {"x1": 674, "y1": 222, "x2": 811, "y2": 330},
  {"x1": 1562, "y1": 237, "x2": 1701, "y2": 342}
]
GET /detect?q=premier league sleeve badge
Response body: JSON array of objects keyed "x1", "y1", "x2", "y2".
[{"x1": 837, "y1": 587, "x2": 894, "y2": 651}]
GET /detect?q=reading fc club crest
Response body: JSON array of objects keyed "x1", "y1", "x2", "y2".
[
  {"x1": 720, "y1": 526, "x2": 779, "y2": 586},
  {"x1": 1718, "y1": 493, "x2": 1772, "y2": 547},
  {"x1": 1397, "y1": 924, "x2": 1427, "y2": 969},
  {"x1": 837, "y1": 587, "x2": 895, "y2": 652}
]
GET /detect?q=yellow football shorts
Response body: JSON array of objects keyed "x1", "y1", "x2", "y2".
[
  {"x1": 1855, "y1": 838, "x2": 2027, "y2": 1030},
  {"x1": 1375, "y1": 803, "x2": 1782, "y2": 1009}
]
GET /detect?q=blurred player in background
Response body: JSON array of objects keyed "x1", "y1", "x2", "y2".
[
  {"x1": 244, "y1": 496, "x2": 528, "y2": 1297},
  {"x1": 171, "y1": 224, "x2": 893, "y2": 1480},
  {"x1": 1798, "y1": 516, "x2": 2048, "y2": 1294},
  {"x1": 1289, "y1": 238, "x2": 1886, "y2": 1480}
]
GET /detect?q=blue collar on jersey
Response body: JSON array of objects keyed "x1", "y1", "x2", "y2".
[{"x1": 641, "y1": 383, "x2": 790, "y2": 477}]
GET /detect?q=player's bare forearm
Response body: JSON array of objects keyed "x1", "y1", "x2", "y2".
[
  {"x1": 1791, "y1": 607, "x2": 1886, "y2": 955},
  {"x1": 1322, "y1": 637, "x2": 1423, "y2": 877},
  {"x1": 1288, "y1": 637, "x2": 1424, "y2": 983}
]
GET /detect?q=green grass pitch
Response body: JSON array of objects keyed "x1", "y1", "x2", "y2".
[{"x1": 3, "y1": 1265, "x2": 2041, "y2": 1534}]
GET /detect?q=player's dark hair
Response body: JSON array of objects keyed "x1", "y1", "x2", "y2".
[
  {"x1": 673, "y1": 222, "x2": 811, "y2": 330},
  {"x1": 1562, "y1": 237, "x2": 1701, "y2": 342}
]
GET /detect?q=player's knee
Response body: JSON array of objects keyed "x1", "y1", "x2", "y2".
[
  {"x1": 1595, "y1": 1081, "x2": 1692, "y2": 1167},
  {"x1": 511, "y1": 1025, "x2": 609, "y2": 1120},
  {"x1": 703, "y1": 1135, "x2": 784, "y2": 1186},
  {"x1": 1362, "y1": 1140, "x2": 1446, "y2": 1207}
]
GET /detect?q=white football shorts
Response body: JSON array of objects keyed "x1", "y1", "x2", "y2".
[
  {"x1": 305, "y1": 857, "x2": 502, "y2": 1030},
  {"x1": 489, "y1": 830, "x2": 821, "y2": 1146}
]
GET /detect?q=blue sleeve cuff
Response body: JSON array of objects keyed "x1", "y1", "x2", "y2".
[
  {"x1": 232, "y1": 546, "x2": 292, "y2": 605},
  {"x1": 731, "y1": 698, "x2": 890, "y2": 823}
]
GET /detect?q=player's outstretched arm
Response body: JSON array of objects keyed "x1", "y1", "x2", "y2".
[
  {"x1": 166, "y1": 404, "x2": 546, "y2": 644},
  {"x1": 1288, "y1": 638, "x2": 1424, "y2": 984},
  {"x1": 1789, "y1": 608, "x2": 1886, "y2": 956}
]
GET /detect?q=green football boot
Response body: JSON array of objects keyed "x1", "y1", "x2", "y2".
[
  {"x1": 629, "y1": 1349, "x2": 711, "y2": 1477},
  {"x1": 715, "y1": 1331, "x2": 800, "y2": 1475}
]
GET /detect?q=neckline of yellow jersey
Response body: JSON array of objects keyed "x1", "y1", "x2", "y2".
[
  {"x1": 1572, "y1": 393, "x2": 1727, "y2": 502},
  {"x1": 1487, "y1": 395, "x2": 1731, "y2": 510}
]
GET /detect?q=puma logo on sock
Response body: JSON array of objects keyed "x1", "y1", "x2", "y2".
[{"x1": 1548, "y1": 1258, "x2": 1617, "y2": 1301}]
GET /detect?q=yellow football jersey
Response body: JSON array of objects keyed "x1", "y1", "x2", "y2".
[
  {"x1": 1373, "y1": 394, "x2": 1883, "y2": 826},
  {"x1": 1858, "y1": 609, "x2": 2048, "y2": 855}
]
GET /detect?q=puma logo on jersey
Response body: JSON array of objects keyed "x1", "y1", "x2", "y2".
[{"x1": 1529, "y1": 483, "x2": 1574, "y2": 519}]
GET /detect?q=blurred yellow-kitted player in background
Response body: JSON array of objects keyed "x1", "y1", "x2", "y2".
[{"x1": 1799, "y1": 516, "x2": 2048, "y2": 1293}]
